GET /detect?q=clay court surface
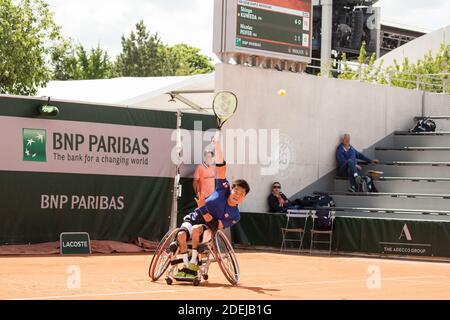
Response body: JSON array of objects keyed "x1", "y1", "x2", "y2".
[{"x1": 1, "y1": 252, "x2": 449, "y2": 300}]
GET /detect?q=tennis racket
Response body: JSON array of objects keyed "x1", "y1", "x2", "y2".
[{"x1": 212, "y1": 91, "x2": 238, "y2": 130}]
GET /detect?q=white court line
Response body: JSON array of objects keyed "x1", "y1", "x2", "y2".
[
  {"x1": 250, "y1": 275, "x2": 444, "y2": 289},
  {"x1": 11, "y1": 286, "x2": 226, "y2": 300},
  {"x1": 242, "y1": 252, "x2": 450, "y2": 266},
  {"x1": 10, "y1": 275, "x2": 444, "y2": 300},
  {"x1": 394, "y1": 279, "x2": 450, "y2": 287},
  {"x1": 331, "y1": 257, "x2": 450, "y2": 266}
]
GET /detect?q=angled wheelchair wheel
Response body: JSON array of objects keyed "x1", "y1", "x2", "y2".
[
  {"x1": 212, "y1": 230, "x2": 240, "y2": 285},
  {"x1": 149, "y1": 228, "x2": 180, "y2": 281}
]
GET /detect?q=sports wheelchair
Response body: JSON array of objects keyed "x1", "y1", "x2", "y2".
[{"x1": 149, "y1": 228, "x2": 240, "y2": 286}]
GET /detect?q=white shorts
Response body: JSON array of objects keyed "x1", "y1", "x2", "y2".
[
  {"x1": 180, "y1": 221, "x2": 195, "y2": 239},
  {"x1": 180, "y1": 214, "x2": 210, "y2": 241}
]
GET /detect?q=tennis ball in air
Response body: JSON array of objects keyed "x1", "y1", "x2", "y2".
[{"x1": 278, "y1": 89, "x2": 286, "y2": 97}]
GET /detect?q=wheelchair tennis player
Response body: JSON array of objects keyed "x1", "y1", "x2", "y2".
[{"x1": 174, "y1": 132, "x2": 250, "y2": 280}]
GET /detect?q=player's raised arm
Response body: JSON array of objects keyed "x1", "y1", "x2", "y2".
[{"x1": 212, "y1": 131, "x2": 226, "y2": 179}]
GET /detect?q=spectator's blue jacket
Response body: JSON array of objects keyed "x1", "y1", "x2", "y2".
[{"x1": 336, "y1": 144, "x2": 372, "y2": 168}]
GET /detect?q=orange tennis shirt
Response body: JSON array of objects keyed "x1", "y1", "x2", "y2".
[{"x1": 194, "y1": 164, "x2": 216, "y2": 197}]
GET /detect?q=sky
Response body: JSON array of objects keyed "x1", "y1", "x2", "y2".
[{"x1": 45, "y1": 0, "x2": 450, "y2": 59}]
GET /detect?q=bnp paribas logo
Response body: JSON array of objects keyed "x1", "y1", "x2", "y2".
[{"x1": 23, "y1": 128, "x2": 46, "y2": 162}]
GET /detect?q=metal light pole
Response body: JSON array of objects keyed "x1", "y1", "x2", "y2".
[
  {"x1": 320, "y1": 0, "x2": 333, "y2": 77},
  {"x1": 170, "y1": 111, "x2": 183, "y2": 230}
]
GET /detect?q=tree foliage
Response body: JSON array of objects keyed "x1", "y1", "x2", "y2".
[
  {"x1": 114, "y1": 20, "x2": 171, "y2": 77},
  {"x1": 169, "y1": 43, "x2": 215, "y2": 76},
  {"x1": 51, "y1": 40, "x2": 113, "y2": 80},
  {"x1": 1, "y1": 5, "x2": 214, "y2": 94},
  {"x1": 51, "y1": 21, "x2": 215, "y2": 81},
  {"x1": 0, "y1": 0, "x2": 60, "y2": 95},
  {"x1": 339, "y1": 42, "x2": 450, "y2": 94},
  {"x1": 114, "y1": 20, "x2": 214, "y2": 77}
]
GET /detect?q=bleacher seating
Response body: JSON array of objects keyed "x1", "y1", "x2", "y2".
[{"x1": 330, "y1": 115, "x2": 450, "y2": 219}]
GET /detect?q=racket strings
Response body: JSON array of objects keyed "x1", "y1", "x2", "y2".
[
  {"x1": 213, "y1": 91, "x2": 237, "y2": 129},
  {"x1": 214, "y1": 94, "x2": 237, "y2": 120}
]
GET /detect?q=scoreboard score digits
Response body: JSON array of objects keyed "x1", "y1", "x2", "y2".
[
  {"x1": 214, "y1": 0, "x2": 312, "y2": 64},
  {"x1": 236, "y1": 0, "x2": 311, "y2": 58}
]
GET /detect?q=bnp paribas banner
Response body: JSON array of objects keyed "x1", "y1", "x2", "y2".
[
  {"x1": 0, "y1": 96, "x2": 196, "y2": 245},
  {"x1": 2, "y1": 116, "x2": 173, "y2": 178}
]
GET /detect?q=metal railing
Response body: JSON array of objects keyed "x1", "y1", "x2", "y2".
[{"x1": 305, "y1": 58, "x2": 450, "y2": 94}]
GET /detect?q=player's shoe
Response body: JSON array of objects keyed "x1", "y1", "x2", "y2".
[
  {"x1": 184, "y1": 263, "x2": 199, "y2": 279},
  {"x1": 188, "y1": 263, "x2": 199, "y2": 273},
  {"x1": 175, "y1": 264, "x2": 199, "y2": 280},
  {"x1": 175, "y1": 269, "x2": 186, "y2": 278},
  {"x1": 184, "y1": 263, "x2": 200, "y2": 279}
]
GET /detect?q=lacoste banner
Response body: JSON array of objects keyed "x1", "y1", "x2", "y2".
[{"x1": 0, "y1": 96, "x2": 185, "y2": 244}]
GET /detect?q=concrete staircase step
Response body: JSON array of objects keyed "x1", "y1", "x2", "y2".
[
  {"x1": 329, "y1": 194, "x2": 450, "y2": 212},
  {"x1": 414, "y1": 116, "x2": 450, "y2": 121},
  {"x1": 317, "y1": 191, "x2": 450, "y2": 198},
  {"x1": 334, "y1": 178, "x2": 450, "y2": 194},
  {"x1": 394, "y1": 133, "x2": 450, "y2": 147},
  {"x1": 336, "y1": 211, "x2": 450, "y2": 221},
  {"x1": 375, "y1": 147, "x2": 450, "y2": 161},
  {"x1": 360, "y1": 163, "x2": 450, "y2": 177}
]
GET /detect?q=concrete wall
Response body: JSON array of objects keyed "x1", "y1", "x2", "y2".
[
  {"x1": 377, "y1": 25, "x2": 450, "y2": 68},
  {"x1": 424, "y1": 92, "x2": 450, "y2": 117},
  {"x1": 215, "y1": 63, "x2": 431, "y2": 213}
]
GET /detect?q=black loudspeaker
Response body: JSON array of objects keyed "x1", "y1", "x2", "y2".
[{"x1": 350, "y1": 9, "x2": 364, "y2": 50}]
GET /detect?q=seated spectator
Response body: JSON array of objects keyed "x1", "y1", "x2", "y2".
[
  {"x1": 268, "y1": 182, "x2": 300, "y2": 213},
  {"x1": 336, "y1": 134, "x2": 379, "y2": 192}
]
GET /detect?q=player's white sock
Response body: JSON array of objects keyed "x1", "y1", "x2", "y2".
[
  {"x1": 182, "y1": 253, "x2": 189, "y2": 267},
  {"x1": 190, "y1": 249, "x2": 198, "y2": 265}
]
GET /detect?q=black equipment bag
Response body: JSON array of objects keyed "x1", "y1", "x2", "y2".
[
  {"x1": 296, "y1": 195, "x2": 335, "y2": 230},
  {"x1": 358, "y1": 176, "x2": 379, "y2": 193},
  {"x1": 410, "y1": 118, "x2": 436, "y2": 133}
]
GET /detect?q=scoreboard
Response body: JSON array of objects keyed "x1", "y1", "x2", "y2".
[
  {"x1": 236, "y1": 0, "x2": 311, "y2": 58},
  {"x1": 214, "y1": 0, "x2": 312, "y2": 64}
]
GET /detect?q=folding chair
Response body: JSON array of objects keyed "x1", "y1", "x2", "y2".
[
  {"x1": 310, "y1": 210, "x2": 336, "y2": 255},
  {"x1": 280, "y1": 210, "x2": 310, "y2": 253}
]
